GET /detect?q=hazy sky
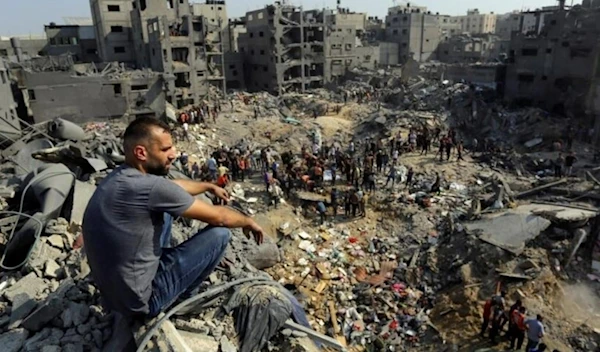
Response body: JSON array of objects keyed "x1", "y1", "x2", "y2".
[{"x1": 0, "y1": 0, "x2": 580, "y2": 36}]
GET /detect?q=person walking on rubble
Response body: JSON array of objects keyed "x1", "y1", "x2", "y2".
[
  {"x1": 480, "y1": 297, "x2": 493, "y2": 337},
  {"x1": 438, "y1": 136, "x2": 447, "y2": 162},
  {"x1": 385, "y1": 164, "x2": 397, "y2": 189},
  {"x1": 81, "y1": 117, "x2": 264, "y2": 320},
  {"x1": 445, "y1": 137, "x2": 453, "y2": 161},
  {"x1": 525, "y1": 314, "x2": 545, "y2": 351},
  {"x1": 509, "y1": 306, "x2": 527, "y2": 350}
]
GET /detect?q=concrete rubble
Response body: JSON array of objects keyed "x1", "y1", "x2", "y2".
[{"x1": 0, "y1": 69, "x2": 598, "y2": 352}]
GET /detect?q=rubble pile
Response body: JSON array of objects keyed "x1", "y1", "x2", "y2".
[{"x1": 1, "y1": 63, "x2": 600, "y2": 352}]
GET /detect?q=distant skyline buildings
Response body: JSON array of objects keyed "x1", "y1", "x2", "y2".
[{"x1": 0, "y1": 0, "x2": 581, "y2": 36}]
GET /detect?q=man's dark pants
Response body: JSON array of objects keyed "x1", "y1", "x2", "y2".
[
  {"x1": 525, "y1": 339, "x2": 539, "y2": 351},
  {"x1": 147, "y1": 214, "x2": 231, "y2": 317},
  {"x1": 509, "y1": 327, "x2": 525, "y2": 350}
]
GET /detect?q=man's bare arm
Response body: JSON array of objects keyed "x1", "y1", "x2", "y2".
[
  {"x1": 172, "y1": 179, "x2": 216, "y2": 196},
  {"x1": 181, "y1": 199, "x2": 263, "y2": 243}
]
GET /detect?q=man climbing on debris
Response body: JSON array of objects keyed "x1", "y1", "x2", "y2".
[
  {"x1": 82, "y1": 117, "x2": 264, "y2": 319},
  {"x1": 385, "y1": 164, "x2": 397, "y2": 189}
]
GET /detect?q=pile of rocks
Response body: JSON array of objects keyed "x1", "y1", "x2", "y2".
[{"x1": 0, "y1": 218, "x2": 112, "y2": 352}]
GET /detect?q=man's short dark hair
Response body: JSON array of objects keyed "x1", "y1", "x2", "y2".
[{"x1": 123, "y1": 117, "x2": 171, "y2": 150}]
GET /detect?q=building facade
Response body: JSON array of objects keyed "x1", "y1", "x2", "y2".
[
  {"x1": 385, "y1": 5, "x2": 442, "y2": 63},
  {"x1": 0, "y1": 36, "x2": 47, "y2": 63},
  {"x1": 454, "y1": 9, "x2": 497, "y2": 35},
  {"x1": 44, "y1": 24, "x2": 100, "y2": 63},
  {"x1": 504, "y1": 3, "x2": 600, "y2": 120},
  {"x1": 437, "y1": 34, "x2": 499, "y2": 63},
  {"x1": 90, "y1": 0, "x2": 136, "y2": 64}
]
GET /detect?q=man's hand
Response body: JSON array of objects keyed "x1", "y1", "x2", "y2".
[
  {"x1": 211, "y1": 185, "x2": 230, "y2": 203},
  {"x1": 243, "y1": 220, "x2": 264, "y2": 245}
]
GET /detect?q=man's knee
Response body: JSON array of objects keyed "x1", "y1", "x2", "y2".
[{"x1": 210, "y1": 227, "x2": 232, "y2": 246}]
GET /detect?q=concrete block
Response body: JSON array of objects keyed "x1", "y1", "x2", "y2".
[
  {"x1": 71, "y1": 181, "x2": 96, "y2": 225},
  {"x1": 44, "y1": 259, "x2": 62, "y2": 278},
  {"x1": 8, "y1": 292, "x2": 38, "y2": 328},
  {"x1": 3, "y1": 272, "x2": 46, "y2": 303},
  {"x1": 22, "y1": 297, "x2": 65, "y2": 332},
  {"x1": 176, "y1": 330, "x2": 219, "y2": 352},
  {"x1": 0, "y1": 328, "x2": 29, "y2": 352}
]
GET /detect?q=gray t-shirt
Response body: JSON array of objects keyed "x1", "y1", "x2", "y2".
[
  {"x1": 82, "y1": 165, "x2": 194, "y2": 316},
  {"x1": 525, "y1": 318, "x2": 544, "y2": 342}
]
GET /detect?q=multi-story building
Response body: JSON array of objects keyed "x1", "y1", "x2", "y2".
[
  {"x1": 147, "y1": 13, "x2": 225, "y2": 108},
  {"x1": 239, "y1": 4, "x2": 327, "y2": 94},
  {"x1": 454, "y1": 9, "x2": 497, "y2": 35},
  {"x1": 439, "y1": 15, "x2": 462, "y2": 41},
  {"x1": 385, "y1": 4, "x2": 442, "y2": 63},
  {"x1": 44, "y1": 22, "x2": 100, "y2": 63},
  {"x1": 495, "y1": 11, "x2": 521, "y2": 40},
  {"x1": 504, "y1": 0, "x2": 600, "y2": 121},
  {"x1": 90, "y1": 0, "x2": 136, "y2": 64}
]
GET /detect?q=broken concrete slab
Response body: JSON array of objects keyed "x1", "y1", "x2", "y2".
[
  {"x1": 70, "y1": 181, "x2": 96, "y2": 225},
  {"x1": 8, "y1": 293, "x2": 38, "y2": 328},
  {"x1": 519, "y1": 203, "x2": 598, "y2": 223},
  {"x1": 3, "y1": 272, "x2": 46, "y2": 303},
  {"x1": 465, "y1": 211, "x2": 551, "y2": 255},
  {"x1": 177, "y1": 330, "x2": 219, "y2": 352},
  {"x1": 0, "y1": 328, "x2": 29, "y2": 352},
  {"x1": 46, "y1": 235, "x2": 65, "y2": 249},
  {"x1": 22, "y1": 297, "x2": 64, "y2": 332}
]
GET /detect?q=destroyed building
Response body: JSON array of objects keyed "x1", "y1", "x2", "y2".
[
  {"x1": 239, "y1": 4, "x2": 326, "y2": 94},
  {"x1": 11, "y1": 61, "x2": 166, "y2": 123},
  {"x1": 384, "y1": 4, "x2": 447, "y2": 63},
  {"x1": 44, "y1": 21, "x2": 100, "y2": 63},
  {"x1": 0, "y1": 59, "x2": 21, "y2": 146},
  {"x1": 90, "y1": 0, "x2": 137, "y2": 65},
  {"x1": 437, "y1": 33, "x2": 501, "y2": 63},
  {"x1": 504, "y1": 1, "x2": 600, "y2": 120},
  {"x1": 0, "y1": 36, "x2": 47, "y2": 63}
]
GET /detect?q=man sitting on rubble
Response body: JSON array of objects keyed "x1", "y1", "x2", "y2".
[{"x1": 82, "y1": 117, "x2": 264, "y2": 319}]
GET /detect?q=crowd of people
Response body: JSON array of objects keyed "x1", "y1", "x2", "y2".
[{"x1": 480, "y1": 291, "x2": 557, "y2": 352}]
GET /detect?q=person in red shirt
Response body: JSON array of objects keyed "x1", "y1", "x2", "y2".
[
  {"x1": 509, "y1": 306, "x2": 527, "y2": 350},
  {"x1": 480, "y1": 299, "x2": 493, "y2": 337}
]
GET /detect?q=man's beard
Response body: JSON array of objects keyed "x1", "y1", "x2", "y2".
[{"x1": 146, "y1": 160, "x2": 170, "y2": 176}]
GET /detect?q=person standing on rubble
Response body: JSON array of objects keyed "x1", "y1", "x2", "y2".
[
  {"x1": 554, "y1": 153, "x2": 564, "y2": 178},
  {"x1": 438, "y1": 136, "x2": 447, "y2": 162},
  {"x1": 385, "y1": 164, "x2": 397, "y2": 189},
  {"x1": 81, "y1": 117, "x2": 264, "y2": 320},
  {"x1": 480, "y1": 298, "x2": 493, "y2": 337},
  {"x1": 525, "y1": 315, "x2": 545, "y2": 351},
  {"x1": 509, "y1": 306, "x2": 527, "y2": 350},
  {"x1": 445, "y1": 137, "x2": 453, "y2": 161},
  {"x1": 406, "y1": 167, "x2": 414, "y2": 189},
  {"x1": 565, "y1": 152, "x2": 577, "y2": 177},
  {"x1": 456, "y1": 140, "x2": 465, "y2": 162}
]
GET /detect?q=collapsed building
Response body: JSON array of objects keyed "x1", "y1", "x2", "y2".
[
  {"x1": 10, "y1": 59, "x2": 166, "y2": 124},
  {"x1": 504, "y1": 0, "x2": 600, "y2": 124}
]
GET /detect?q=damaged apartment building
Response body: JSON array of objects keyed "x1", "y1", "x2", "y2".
[
  {"x1": 504, "y1": 0, "x2": 600, "y2": 123},
  {"x1": 239, "y1": 3, "x2": 378, "y2": 95},
  {"x1": 91, "y1": 0, "x2": 231, "y2": 108}
]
